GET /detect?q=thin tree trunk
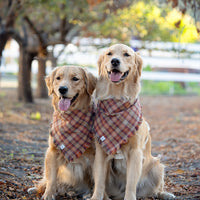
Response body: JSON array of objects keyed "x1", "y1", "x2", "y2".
[
  {"x1": 0, "y1": 33, "x2": 10, "y2": 65},
  {"x1": 36, "y1": 57, "x2": 48, "y2": 98},
  {"x1": 18, "y1": 46, "x2": 34, "y2": 102}
]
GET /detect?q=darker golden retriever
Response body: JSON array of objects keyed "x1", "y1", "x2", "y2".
[{"x1": 28, "y1": 66, "x2": 97, "y2": 200}]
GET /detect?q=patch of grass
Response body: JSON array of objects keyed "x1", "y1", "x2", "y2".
[
  {"x1": 10, "y1": 153, "x2": 14, "y2": 159},
  {"x1": 143, "y1": 65, "x2": 152, "y2": 72},
  {"x1": 0, "y1": 91, "x2": 6, "y2": 98},
  {"x1": 22, "y1": 149, "x2": 27, "y2": 153},
  {"x1": 141, "y1": 80, "x2": 200, "y2": 95},
  {"x1": 187, "y1": 82, "x2": 200, "y2": 95},
  {"x1": 2, "y1": 72, "x2": 17, "y2": 76}
]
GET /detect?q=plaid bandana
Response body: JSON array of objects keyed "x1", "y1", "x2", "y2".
[
  {"x1": 94, "y1": 98, "x2": 142, "y2": 155},
  {"x1": 50, "y1": 106, "x2": 95, "y2": 162}
]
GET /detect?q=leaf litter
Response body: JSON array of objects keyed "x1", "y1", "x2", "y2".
[{"x1": 0, "y1": 89, "x2": 199, "y2": 199}]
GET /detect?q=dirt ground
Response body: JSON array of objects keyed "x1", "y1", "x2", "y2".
[{"x1": 0, "y1": 89, "x2": 200, "y2": 200}]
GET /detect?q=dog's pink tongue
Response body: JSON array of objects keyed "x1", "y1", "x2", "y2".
[
  {"x1": 58, "y1": 98, "x2": 71, "y2": 111},
  {"x1": 110, "y1": 72, "x2": 122, "y2": 82}
]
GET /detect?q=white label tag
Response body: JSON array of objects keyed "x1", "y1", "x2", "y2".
[
  {"x1": 60, "y1": 144, "x2": 65, "y2": 150},
  {"x1": 100, "y1": 136, "x2": 106, "y2": 142}
]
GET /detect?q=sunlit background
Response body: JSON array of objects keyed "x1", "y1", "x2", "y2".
[{"x1": 0, "y1": 0, "x2": 200, "y2": 101}]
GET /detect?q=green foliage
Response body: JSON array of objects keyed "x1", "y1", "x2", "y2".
[
  {"x1": 188, "y1": 82, "x2": 200, "y2": 95},
  {"x1": 89, "y1": 1, "x2": 199, "y2": 43},
  {"x1": 141, "y1": 80, "x2": 200, "y2": 95},
  {"x1": 3, "y1": 0, "x2": 198, "y2": 46},
  {"x1": 10, "y1": 0, "x2": 96, "y2": 43},
  {"x1": 166, "y1": 9, "x2": 199, "y2": 43},
  {"x1": 143, "y1": 65, "x2": 152, "y2": 72}
]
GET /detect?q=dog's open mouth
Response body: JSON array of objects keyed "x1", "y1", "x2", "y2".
[
  {"x1": 58, "y1": 93, "x2": 79, "y2": 111},
  {"x1": 108, "y1": 69, "x2": 129, "y2": 82}
]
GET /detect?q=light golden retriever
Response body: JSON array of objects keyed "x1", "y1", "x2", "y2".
[
  {"x1": 28, "y1": 66, "x2": 97, "y2": 200},
  {"x1": 91, "y1": 44, "x2": 175, "y2": 200}
]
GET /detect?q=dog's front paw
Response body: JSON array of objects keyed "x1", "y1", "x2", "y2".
[
  {"x1": 90, "y1": 199, "x2": 102, "y2": 200},
  {"x1": 90, "y1": 196, "x2": 103, "y2": 200},
  {"x1": 42, "y1": 191, "x2": 56, "y2": 200},
  {"x1": 157, "y1": 192, "x2": 176, "y2": 200},
  {"x1": 124, "y1": 193, "x2": 136, "y2": 200}
]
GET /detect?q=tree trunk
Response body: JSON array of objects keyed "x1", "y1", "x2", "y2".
[
  {"x1": 36, "y1": 57, "x2": 48, "y2": 98},
  {"x1": 18, "y1": 46, "x2": 34, "y2": 102},
  {"x1": 0, "y1": 33, "x2": 10, "y2": 66}
]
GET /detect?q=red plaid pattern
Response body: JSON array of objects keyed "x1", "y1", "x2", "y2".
[
  {"x1": 94, "y1": 98, "x2": 143, "y2": 155},
  {"x1": 50, "y1": 106, "x2": 95, "y2": 162}
]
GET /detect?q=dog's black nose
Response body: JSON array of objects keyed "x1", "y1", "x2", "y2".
[
  {"x1": 111, "y1": 58, "x2": 120, "y2": 67},
  {"x1": 59, "y1": 86, "x2": 68, "y2": 95}
]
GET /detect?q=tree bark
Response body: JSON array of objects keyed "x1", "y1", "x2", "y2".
[
  {"x1": 36, "y1": 57, "x2": 48, "y2": 98},
  {"x1": 18, "y1": 46, "x2": 35, "y2": 102},
  {"x1": 0, "y1": 33, "x2": 10, "y2": 65}
]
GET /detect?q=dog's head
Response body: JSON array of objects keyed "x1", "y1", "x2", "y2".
[
  {"x1": 98, "y1": 44, "x2": 142, "y2": 84},
  {"x1": 45, "y1": 66, "x2": 96, "y2": 111}
]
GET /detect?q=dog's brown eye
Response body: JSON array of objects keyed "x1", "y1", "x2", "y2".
[
  {"x1": 107, "y1": 52, "x2": 112, "y2": 56},
  {"x1": 72, "y1": 77, "x2": 79, "y2": 81},
  {"x1": 124, "y1": 52, "x2": 130, "y2": 57},
  {"x1": 56, "y1": 76, "x2": 60, "y2": 80}
]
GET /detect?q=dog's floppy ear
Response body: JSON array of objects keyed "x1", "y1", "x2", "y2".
[
  {"x1": 82, "y1": 68, "x2": 97, "y2": 95},
  {"x1": 134, "y1": 53, "x2": 143, "y2": 83},
  {"x1": 45, "y1": 67, "x2": 59, "y2": 95},
  {"x1": 98, "y1": 53, "x2": 105, "y2": 76}
]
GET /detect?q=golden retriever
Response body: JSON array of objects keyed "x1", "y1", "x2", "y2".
[
  {"x1": 91, "y1": 44, "x2": 175, "y2": 200},
  {"x1": 28, "y1": 66, "x2": 97, "y2": 200}
]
